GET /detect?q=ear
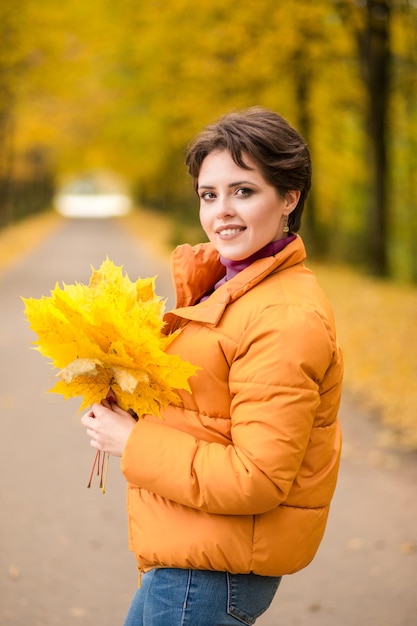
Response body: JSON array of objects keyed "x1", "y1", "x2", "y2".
[{"x1": 285, "y1": 190, "x2": 301, "y2": 213}]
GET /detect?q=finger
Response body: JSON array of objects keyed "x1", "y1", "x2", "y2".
[
  {"x1": 106, "y1": 390, "x2": 116, "y2": 403},
  {"x1": 90, "y1": 438, "x2": 101, "y2": 450},
  {"x1": 128, "y1": 408, "x2": 139, "y2": 421},
  {"x1": 81, "y1": 413, "x2": 96, "y2": 428},
  {"x1": 104, "y1": 401, "x2": 130, "y2": 416}
]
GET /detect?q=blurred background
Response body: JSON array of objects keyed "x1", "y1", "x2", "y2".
[
  {"x1": 1, "y1": 0, "x2": 416, "y2": 280},
  {"x1": 1, "y1": 2, "x2": 417, "y2": 624}
]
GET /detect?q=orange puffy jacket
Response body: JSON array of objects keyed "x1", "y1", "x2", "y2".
[{"x1": 121, "y1": 236, "x2": 343, "y2": 577}]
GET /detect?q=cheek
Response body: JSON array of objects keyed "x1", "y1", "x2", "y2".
[
  {"x1": 199, "y1": 207, "x2": 210, "y2": 233},
  {"x1": 198, "y1": 208, "x2": 205, "y2": 229}
]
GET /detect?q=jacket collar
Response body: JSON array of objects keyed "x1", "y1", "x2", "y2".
[{"x1": 164, "y1": 236, "x2": 306, "y2": 327}]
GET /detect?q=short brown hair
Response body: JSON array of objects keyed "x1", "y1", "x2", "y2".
[{"x1": 185, "y1": 106, "x2": 311, "y2": 232}]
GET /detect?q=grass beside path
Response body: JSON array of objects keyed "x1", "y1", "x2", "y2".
[
  {"x1": 310, "y1": 263, "x2": 417, "y2": 451},
  {"x1": 3, "y1": 208, "x2": 416, "y2": 451},
  {"x1": 0, "y1": 211, "x2": 62, "y2": 273}
]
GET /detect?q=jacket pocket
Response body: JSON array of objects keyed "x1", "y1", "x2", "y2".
[{"x1": 226, "y1": 572, "x2": 281, "y2": 625}]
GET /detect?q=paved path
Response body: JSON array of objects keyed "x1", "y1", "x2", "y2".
[{"x1": 0, "y1": 216, "x2": 416, "y2": 625}]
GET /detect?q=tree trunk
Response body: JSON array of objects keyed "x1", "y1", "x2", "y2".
[
  {"x1": 357, "y1": 0, "x2": 392, "y2": 275},
  {"x1": 292, "y1": 51, "x2": 327, "y2": 258},
  {"x1": 335, "y1": 0, "x2": 392, "y2": 276},
  {"x1": 0, "y1": 108, "x2": 15, "y2": 228}
]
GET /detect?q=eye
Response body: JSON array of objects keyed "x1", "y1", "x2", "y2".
[
  {"x1": 235, "y1": 187, "x2": 252, "y2": 197},
  {"x1": 199, "y1": 191, "x2": 216, "y2": 201}
]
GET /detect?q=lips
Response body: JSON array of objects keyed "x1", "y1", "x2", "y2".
[{"x1": 216, "y1": 226, "x2": 246, "y2": 237}]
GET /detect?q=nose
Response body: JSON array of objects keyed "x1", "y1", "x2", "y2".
[{"x1": 216, "y1": 194, "x2": 236, "y2": 219}]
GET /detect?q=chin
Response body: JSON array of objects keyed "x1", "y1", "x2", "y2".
[{"x1": 220, "y1": 251, "x2": 251, "y2": 261}]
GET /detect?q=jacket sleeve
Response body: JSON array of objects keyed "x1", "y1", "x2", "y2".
[{"x1": 121, "y1": 304, "x2": 338, "y2": 515}]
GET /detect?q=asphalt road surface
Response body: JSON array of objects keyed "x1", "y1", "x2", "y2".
[{"x1": 1, "y1": 216, "x2": 416, "y2": 626}]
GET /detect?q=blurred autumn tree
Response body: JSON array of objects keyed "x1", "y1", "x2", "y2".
[
  {"x1": 0, "y1": 0, "x2": 59, "y2": 225},
  {"x1": 336, "y1": 0, "x2": 397, "y2": 277},
  {"x1": 1, "y1": 0, "x2": 416, "y2": 281},
  {"x1": 0, "y1": 2, "x2": 24, "y2": 225}
]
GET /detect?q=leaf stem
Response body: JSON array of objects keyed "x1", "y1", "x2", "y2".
[
  {"x1": 101, "y1": 453, "x2": 110, "y2": 494},
  {"x1": 87, "y1": 450, "x2": 100, "y2": 488},
  {"x1": 99, "y1": 450, "x2": 105, "y2": 489}
]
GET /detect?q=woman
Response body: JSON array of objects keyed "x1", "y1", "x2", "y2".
[{"x1": 81, "y1": 107, "x2": 343, "y2": 625}]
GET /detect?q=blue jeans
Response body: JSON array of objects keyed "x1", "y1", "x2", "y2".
[{"x1": 123, "y1": 568, "x2": 281, "y2": 626}]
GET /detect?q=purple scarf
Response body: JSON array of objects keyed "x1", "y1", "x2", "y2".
[{"x1": 200, "y1": 235, "x2": 296, "y2": 302}]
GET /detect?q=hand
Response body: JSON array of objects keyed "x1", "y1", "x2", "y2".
[{"x1": 80, "y1": 399, "x2": 137, "y2": 457}]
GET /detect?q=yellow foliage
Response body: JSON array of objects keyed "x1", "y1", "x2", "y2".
[
  {"x1": 312, "y1": 263, "x2": 417, "y2": 450},
  {"x1": 22, "y1": 258, "x2": 198, "y2": 416}
]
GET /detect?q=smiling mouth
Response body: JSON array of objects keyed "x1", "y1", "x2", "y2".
[{"x1": 217, "y1": 227, "x2": 246, "y2": 237}]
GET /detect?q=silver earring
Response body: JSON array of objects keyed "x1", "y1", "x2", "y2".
[{"x1": 283, "y1": 214, "x2": 289, "y2": 233}]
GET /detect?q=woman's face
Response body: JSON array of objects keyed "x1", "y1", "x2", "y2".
[{"x1": 198, "y1": 150, "x2": 300, "y2": 261}]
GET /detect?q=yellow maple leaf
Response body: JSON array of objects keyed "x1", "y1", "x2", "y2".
[
  {"x1": 59, "y1": 358, "x2": 102, "y2": 382},
  {"x1": 22, "y1": 258, "x2": 198, "y2": 417}
]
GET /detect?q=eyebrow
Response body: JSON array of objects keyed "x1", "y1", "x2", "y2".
[{"x1": 197, "y1": 180, "x2": 258, "y2": 190}]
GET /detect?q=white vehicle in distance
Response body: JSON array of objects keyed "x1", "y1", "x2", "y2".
[{"x1": 55, "y1": 174, "x2": 132, "y2": 218}]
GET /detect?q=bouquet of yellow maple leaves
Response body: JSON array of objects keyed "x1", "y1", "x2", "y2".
[{"x1": 22, "y1": 258, "x2": 197, "y2": 492}]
